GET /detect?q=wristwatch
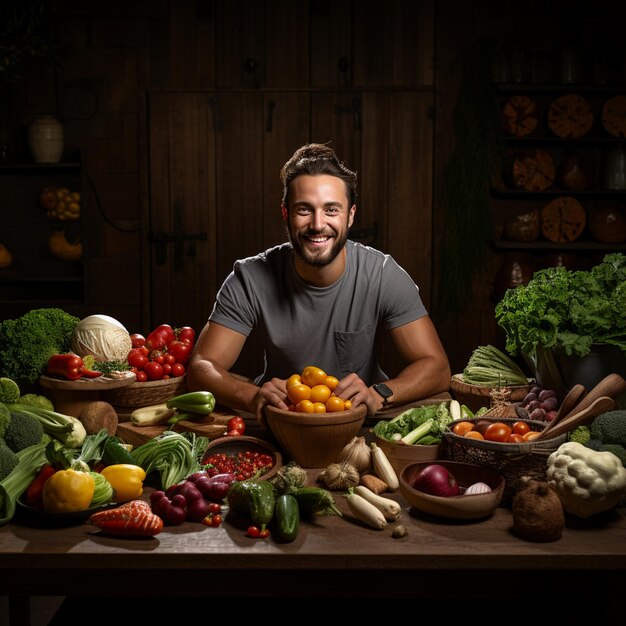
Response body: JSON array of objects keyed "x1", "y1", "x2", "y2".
[{"x1": 373, "y1": 382, "x2": 393, "y2": 407}]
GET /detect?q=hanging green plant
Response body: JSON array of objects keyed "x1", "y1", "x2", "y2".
[{"x1": 435, "y1": 41, "x2": 507, "y2": 320}]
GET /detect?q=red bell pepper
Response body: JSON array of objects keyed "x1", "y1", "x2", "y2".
[
  {"x1": 46, "y1": 353, "x2": 103, "y2": 380},
  {"x1": 25, "y1": 464, "x2": 56, "y2": 509},
  {"x1": 47, "y1": 353, "x2": 84, "y2": 380}
]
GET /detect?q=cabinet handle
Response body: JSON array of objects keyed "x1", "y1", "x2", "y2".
[{"x1": 334, "y1": 96, "x2": 362, "y2": 131}]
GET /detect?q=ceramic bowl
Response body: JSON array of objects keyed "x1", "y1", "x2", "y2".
[
  {"x1": 201, "y1": 435, "x2": 282, "y2": 481},
  {"x1": 264, "y1": 404, "x2": 367, "y2": 468},
  {"x1": 399, "y1": 460, "x2": 505, "y2": 520}
]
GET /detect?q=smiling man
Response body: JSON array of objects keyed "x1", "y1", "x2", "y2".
[{"x1": 187, "y1": 143, "x2": 450, "y2": 422}]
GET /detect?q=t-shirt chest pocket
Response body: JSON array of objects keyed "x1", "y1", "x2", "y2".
[{"x1": 334, "y1": 324, "x2": 376, "y2": 375}]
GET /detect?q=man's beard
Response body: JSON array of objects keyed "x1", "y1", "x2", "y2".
[{"x1": 287, "y1": 227, "x2": 348, "y2": 267}]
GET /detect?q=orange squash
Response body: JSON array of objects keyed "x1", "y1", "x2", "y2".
[
  {"x1": 547, "y1": 94, "x2": 593, "y2": 138},
  {"x1": 512, "y1": 148, "x2": 556, "y2": 191},
  {"x1": 540, "y1": 197, "x2": 586, "y2": 243},
  {"x1": 601, "y1": 95, "x2": 626, "y2": 138},
  {"x1": 501, "y1": 95, "x2": 539, "y2": 137}
]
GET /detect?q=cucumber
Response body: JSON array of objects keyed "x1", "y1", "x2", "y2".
[
  {"x1": 102, "y1": 438, "x2": 137, "y2": 466},
  {"x1": 273, "y1": 493, "x2": 299, "y2": 543}
]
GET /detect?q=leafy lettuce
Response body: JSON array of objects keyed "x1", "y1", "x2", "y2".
[{"x1": 495, "y1": 253, "x2": 626, "y2": 358}]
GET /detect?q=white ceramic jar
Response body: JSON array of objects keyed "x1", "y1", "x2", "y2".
[{"x1": 27, "y1": 115, "x2": 64, "y2": 163}]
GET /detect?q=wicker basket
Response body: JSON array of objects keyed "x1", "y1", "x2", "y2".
[
  {"x1": 443, "y1": 416, "x2": 566, "y2": 504},
  {"x1": 101, "y1": 375, "x2": 187, "y2": 410},
  {"x1": 450, "y1": 374, "x2": 533, "y2": 414}
]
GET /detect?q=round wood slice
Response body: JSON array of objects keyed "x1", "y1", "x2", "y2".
[
  {"x1": 512, "y1": 148, "x2": 556, "y2": 191},
  {"x1": 540, "y1": 196, "x2": 586, "y2": 242},
  {"x1": 547, "y1": 94, "x2": 593, "y2": 138},
  {"x1": 601, "y1": 95, "x2": 626, "y2": 138},
  {"x1": 501, "y1": 95, "x2": 539, "y2": 137}
]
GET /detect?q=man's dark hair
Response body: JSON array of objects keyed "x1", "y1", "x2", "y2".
[{"x1": 280, "y1": 143, "x2": 358, "y2": 208}]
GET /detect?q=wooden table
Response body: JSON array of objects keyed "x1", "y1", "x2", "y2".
[{"x1": 1, "y1": 394, "x2": 625, "y2": 624}]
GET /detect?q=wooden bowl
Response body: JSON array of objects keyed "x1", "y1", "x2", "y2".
[
  {"x1": 375, "y1": 435, "x2": 443, "y2": 475},
  {"x1": 201, "y1": 435, "x2": 282, "y2": 481},
  {"x1": 264, "y1": 404, "x2": 367, "y2": 468},
  {"x1": 399, "y1": 461, "x2": 505, "y2": 520}
]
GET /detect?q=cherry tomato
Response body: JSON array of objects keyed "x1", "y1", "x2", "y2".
[
  {"x1": 344, "y1": 399, "x2": 352, "y2": 409},
  {"x1": 163, "y1": 353, "x2": 176, "y2": 366},
  {"x1": 287, "y1": 383, "x2": 312, "y2": 404},
  {"x1": 301, "y1": 365, "x2": 327, "y2": 387},
  {"x1": 512, "y1": 421, "x2": 531, "y2": 436},
  {"x1": 130, "y1": 333, "x2": 146, "y2": 348},
  {"x1": 452, "y1": 421, "x2": 475, "y2": 436},
  {"x1": 259, "y1": 529, "x2": 270, "y2": 538},
  {"x1": 177, "y1": 326, "x2": 195, "y2": 345},
  {"x1": 167, "y1": 340, "x2": 193, "y2": 365},
  {"x1": 484, "y1": 422, "x2": 512, "y2": 442},
  {"x1": 171, "y1": 362, "x2": 185, "y2": 377},
  {"x1": 310, "y1": 384, "x2": 331, "y2": 404},
  {"x1": 324, "y1": 375, "x2": 339, "y2": 391},
  {"x1": 162, "y1": 363, "x2": 172, "y2": 375},
  {"x1": 127, "y1": 348, "x2": 148, "y2": 370},
  {"x1": 464, "y1": 430, "x2": 484, "y2": 440},
  {"x1": 523, "y1": 431, "x2": 540, "y2": 441},
  {"x1": 208, "y1": 503, "x2": 221, "y2": 514},
  {"x1": 286, "y1": 374, "x2": 302, "y2": 389},
  {"x1": 325, "y1": 396, "x2": 345, "y2": 412},
  {"x1": 135, "y1": 370, "x2": 148, "y2": 382},
  {"x1": 313, "y1": 402, "x2": 327, "y2": 413},
  {"x1": 227, "y1": 416, "x2": 245, "y2": 434},
  {"x1": 211, "y1": 514, "x2": 223, "y2": 527},
  {"x1": 247, "y1": 526, "x2": 261, "y2": 538},
  {"x1": 295, "y1": 399, "x2": 315, "y2": 413},
  {"x1": 507, "y1": 433, "x2": 524, "y2": 443},
  {"x1": 144, "y1": 361, "x2": 164, "y2": 381}
]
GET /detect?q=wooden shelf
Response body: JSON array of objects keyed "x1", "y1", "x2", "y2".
[{"x1": 493, "y1": 239, "x2": 626, "y2": 251}]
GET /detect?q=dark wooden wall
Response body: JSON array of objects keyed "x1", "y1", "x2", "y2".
[{"x1": 3, "y1": 0, "x2": 625, "y2": 377}]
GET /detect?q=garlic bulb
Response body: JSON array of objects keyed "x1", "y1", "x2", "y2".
[
  {"x1": 338, "y1": 436, "x2": 371, "y2": 473},
  {"x1": 319, "y1": 461, "x2": 360, "y2": 491}
]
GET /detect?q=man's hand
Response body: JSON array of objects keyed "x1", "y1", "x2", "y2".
[
  {"x1": 253, "y1": 377, "x2": 290, "y2": 427},
  {"x1": 333, "y1": 373, "x2": 382, "y2": 416}
]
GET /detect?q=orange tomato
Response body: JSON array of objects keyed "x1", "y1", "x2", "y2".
[
  {"x1": 452, "y1": 421, "x2": 475, "y2": 436},
  {"x1": 310, "y1": 384, "x2": 332, "y2": 404},
  {"x1": 512, "y1": 421, "x2": 531, "y2": 436},
  {"x1": 286, "y1": 374, "x2": 302, "y2": 389},
  {"x1": 484, "y1": 422, "x2": 512, "y2": 443},
  {"x1": 325, "y1": 396, "x2": 345, "y2": 412},
  {"x1": 295, "y1": 399, "x2": 315, "y2": 413},
  {"x1": 301, "y1": 366, "x2": 327, "y2": 387},
  {"x1": 464, "y1": 430, "x2": 484, "y2": 440},
  {"x1": 324, "y1": 375, "x2": 339, "y2": 391},
  {"x1": 344, "y1": 399, "x2": 352, "y2": 409},
  {"x1": 507, "y1": 433, "x2": 525, "y2": 443},
  {"x1": 313, "y1": 402, "x2": 327, "y2": 413},
  {"x1": 287, "y1": 383, "x2": 312, "y2": 404},
  {"x1": 523, "y1": 431, "x2": 540, "y2": 441}
]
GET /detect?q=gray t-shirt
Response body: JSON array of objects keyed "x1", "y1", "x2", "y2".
[{"x1": 209, "y1": 240, "x2": 428, "y2": 385}]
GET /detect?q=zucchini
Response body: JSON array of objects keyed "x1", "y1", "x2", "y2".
[
  {"x1": 273, "y1": 493, "x2": 299, "y2": 542},
  {"x1": 130, "y1": 404, "x2": 174, "y2": 426}
]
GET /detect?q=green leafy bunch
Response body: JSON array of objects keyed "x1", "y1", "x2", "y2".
[{"x1": 495, "y1": 253, "x2": 626, "y2": 358}]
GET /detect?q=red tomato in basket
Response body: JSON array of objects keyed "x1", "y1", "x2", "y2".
[
  {"x1": 484, "y1": 422, "x2": 512, "y2": 443},
  {"x1": 144, "y1": 361, "x2": 164, "y2": 381},
  {"x1": 167, "y1": 340, "x2": 192, "y2": 365}
]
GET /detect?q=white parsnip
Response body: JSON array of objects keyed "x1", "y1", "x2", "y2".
[
  {"x1": 370, "y1": 442, "x2": 399, "y2": 490},
  {"x1": 345, "y1": 490, "x2": 387, "y2": 530},
  {"x1": 354, "y1": 485, "x2": 401, "y2": 521}
]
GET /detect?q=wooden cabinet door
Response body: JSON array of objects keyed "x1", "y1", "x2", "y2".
[{"x1": 146, "y1": 92, "x2": 216, "y2": 335}]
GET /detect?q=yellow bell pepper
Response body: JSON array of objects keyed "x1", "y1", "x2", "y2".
[
  {"x1": 101, "y1": 464, "x2": 146, "y2": 503},
  {"x1": 42, "y1": 469, "x2": 95, "y2": 512}
]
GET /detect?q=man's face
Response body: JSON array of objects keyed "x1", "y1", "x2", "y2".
[{"x1": 284, "y1": 174, "x2": 355, "y2": 268}]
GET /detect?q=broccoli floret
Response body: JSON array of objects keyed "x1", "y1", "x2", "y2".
[
  {"x1": 0, "y1": 308, "x2": 79, "y2": 386},
  {"x1": 0, "y1": 378, "x2": 20, "y2": 404},
  {"x1": 0, "y1": 404, "x2": 10, "y2": 438},
  {"x1": 18, "y1": 394, "x2": 54, "y2": 411},
  {"x1": 569, "y1": 425, "x2": 591, "y2": 446},
  {"x1": 0, "y1": 439, "x2": 18, "y2": 481},
  {"x1": 4, "y1": 411, "x2": 44, "y2": 452},
  {"x1": 589, "y1": 410, "x2": 626, "y2": 446},
  {"x1": 597, "y1": 443, "x2": 626, "y2": 468},
  {"x1": 585, "y1": 438, "x2": 603, "y2": 451}
]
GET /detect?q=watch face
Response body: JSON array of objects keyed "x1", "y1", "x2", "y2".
[{"x1": 374, "y1": 383, "x2": 392, "y2": 399}]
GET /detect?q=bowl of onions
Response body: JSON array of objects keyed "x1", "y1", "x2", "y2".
[{"x1": 399, "y1": 461, "x2": 505, "y2": 520}]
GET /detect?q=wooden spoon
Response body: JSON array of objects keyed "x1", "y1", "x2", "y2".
[
  {"x1": 537, "y1": 383, "x2": 586, "y2": 441},
  {"x1": 535, "y1": 395, "x2": 615, "y2": 441},
  {"x1": 560, "y1": 373, "x2": 626, "y2": 421}
]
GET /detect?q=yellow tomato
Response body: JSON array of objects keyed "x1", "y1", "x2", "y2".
[
  {"x1": 313, "y1": 402, "x2": 327, "y2": 413},
  {"x1": 287, "y1": 383, "x2": 312, "y2": 404},
  {"x1": 325, "y1": 396, "x2": 345, "y2": 412},
  {"x1": 324, "y1": 375, "x2": 339, "y2": 391},
  {"x1": 344, "y1": 399, "x2": 352, "y2": 409},
  {"x1": 301, "y1": 365, "x2": 327, "y2": 387},
  {"x1": 310, "y1": 384, "x2": 332, "y2": 404},
  {"x1": 286, "y1": 374, "x2": 302, "y2": 389},
  {"x1": 295, "y1": 399, "x2": 315, "y2": 413}
]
